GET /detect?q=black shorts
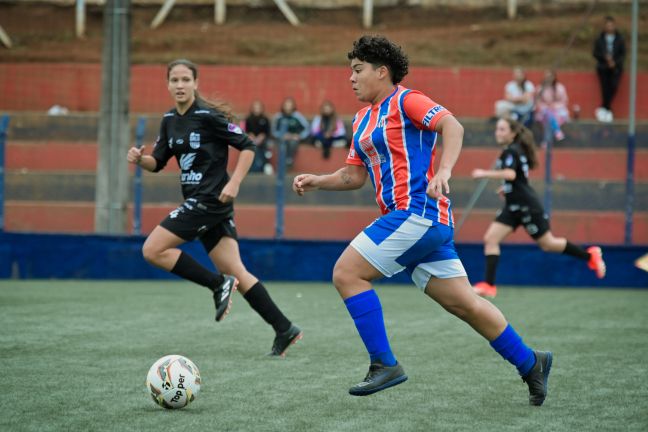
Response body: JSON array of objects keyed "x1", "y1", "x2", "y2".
[
  {"x1": 160, "y1": 198, "x2": 238, "y2": 253},
  {"x1": 495, "y1": 205, "x2": 550, "y2": 239}
]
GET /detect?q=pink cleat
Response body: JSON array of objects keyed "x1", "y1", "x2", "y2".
[
  {"x1": 587, "y1": 246, "x2": 606, "y2": 279},
  {"x1": 473, "y1": 281, "x2": 497, "y2": 298}
]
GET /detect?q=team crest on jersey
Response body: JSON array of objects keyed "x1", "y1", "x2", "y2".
[
  {"x1": 176, "y1": 138, "x2": 184, "y2": 145},
  {"x1": 227, "y1": 123, "x2": 243, "y2": 134},
  {"x1": 504, "y1": 154, "x2": 514, "y2": 167},
  {"x1": 189, "y1": 132, "x2": 201, "y2": 149},
  {"x1": 359, "y1": 137, "x2": 385, "y2": 167},
  {"x1": 422, "y1": 105, "x2": 445, "y2": 128}
]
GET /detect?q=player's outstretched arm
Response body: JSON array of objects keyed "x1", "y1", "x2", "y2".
[{"x1": 293, "y1": 164, "x2": 367, "y2": 196}]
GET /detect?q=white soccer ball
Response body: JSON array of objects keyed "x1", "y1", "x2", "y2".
[{"x1": 146, "y1": 355, "x2": 201, "y2": 409}]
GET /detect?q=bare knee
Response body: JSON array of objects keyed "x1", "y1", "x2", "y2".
[
  {"x1": 142, "y1": 242, "x2": 163, "y2": 265},
  {"x1": 483, "y1": 232, "x2": 499, "y2": 248},
  {"x1": 332, "y1": 264, "x2": 352, "y2": 290}
]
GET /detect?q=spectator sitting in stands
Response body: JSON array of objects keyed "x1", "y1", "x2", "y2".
[
  {"x1": 494, "y1": 67, "x2": 535, "y2": 125},
  {"x1": 310, "y1": 100, "x2": 347, "y2": 159},
  {"x1": 244, "y1": 100, "x2": 273, "y2": 175},
  {"x1": 271, "y1": 97, "x2": 310, "y2": 168},
  {"x1": 535, "y1": 69, "x2": 569, "y2": 146}
]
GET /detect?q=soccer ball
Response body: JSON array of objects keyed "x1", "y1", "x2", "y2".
[{"x1": 146, "y1": 355, "x2": 201, "y2": 409}]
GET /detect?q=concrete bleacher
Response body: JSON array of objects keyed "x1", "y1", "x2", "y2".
[{"x1": 3, "y1": 113, "x2": 647, "y2": 244}]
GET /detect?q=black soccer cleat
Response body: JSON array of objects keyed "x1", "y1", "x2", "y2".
[
  {"x1": 348, "y1": 362, "x2": 408, "y2": 396},
  {"x1": 268, "y1": 324, "x2": 303, "y2": 357},
  {"x1": 522, "y1": 351, "x2": 553, "y2": 406},
  {"x1": 213, "y1": 275, "x2": 238, "y2": 322}
]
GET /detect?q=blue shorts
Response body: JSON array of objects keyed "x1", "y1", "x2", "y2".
[{"x1": 350, "y1": 210, "x2": 467, "y2": 290}]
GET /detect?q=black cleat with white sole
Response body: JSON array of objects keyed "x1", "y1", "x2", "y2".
[
  {"x1": 522, "y1": 350, "x2": 553, "y2": 406},
  {"x1": 348, "y1": 362, "x2": 408, "y2": 396},
  {"x1": 213, "y1": 275, "x2": 238, "y2": 322}
]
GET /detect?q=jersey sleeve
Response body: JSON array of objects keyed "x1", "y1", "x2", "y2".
[
  {"x1": 402, "y1": 91, "x2": 452, "y2": 131},
  {"x1": 345, "y1": 144, "x2": 364, "y2": 166},
  {"x1": 209, "y1": 111, "x2": 256, "y2": 152},
  {"x1": 499, "y1": 148, "x2": 519, "y2": 171},
  {"x1": 151, "y1": 117, "x2": 174, "y2": 172}
]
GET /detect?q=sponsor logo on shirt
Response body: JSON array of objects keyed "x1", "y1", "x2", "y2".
[
  {"x1": 422, "y1": 105, "x2": 445, "y2": 128},
  {"x1": 228, "y1": 123, "x2": 243, "y2": 134},
  {"x1": 189, "y1": 132, "x2": 201, "y2": 149},
  {"x1": 179, "y1": 153, "x2": 196, "y2": 170},
  {"x1": 179, "y1": 153, "x2": 202, "y2": 184}
]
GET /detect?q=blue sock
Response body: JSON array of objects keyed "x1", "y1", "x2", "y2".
[
  {"x1": 490, "y1": 324, "x2": 536, "y2": 376},
  {"x1": 344, "y1": 290, "x2": 397, "y2": 367}
]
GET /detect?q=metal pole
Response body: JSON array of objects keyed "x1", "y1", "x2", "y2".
[
  {"x1": 133, "y1": 117, "x2": 146, "y2": 235},
  {"x1": 544, "y1": 136, "x2": 553, "y2": 218},
  {"x1": 625, "y1": 0, "x2": 639, "y2": 245},
  {"x1": 0, "y1": 115, "x2": 9, "y2": 231},
  {"x1": 275, "y1": 138, "x2": 286, "y2": 239},
  {"x1": 215, "y1": 0, "x2": 226, "y2": 25},
  {"x1": 76, "y1": 0, "x2": 86, "y2": 38},
  {"x1": 507, "y1": 0, "x2": 517, "y2": 19},
  {"x1": 96, "y1": 0, "x2": 131, "y2": 233},
  {"x1": 363, "y1": 0, "x2": 373, "y2": 29}
]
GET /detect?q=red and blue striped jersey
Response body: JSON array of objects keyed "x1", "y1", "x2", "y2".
[{"x1": 346, "y1": 85, "x2": 454, "y2": 226}]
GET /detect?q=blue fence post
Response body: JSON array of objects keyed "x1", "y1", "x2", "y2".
[
  {"x1": 543, "y1": 136, "x2": 553, "y2": 218},
  {"x1": 133, "y1": 116, "x2": 146, "y2": 235},
  {"x1": 275, "y1": 138, "x2": 286, "y2": 239},
  {"x1": 0, "y1": 115, "x2": 10, "y2": 232},
  {"x1": 624, "y1": 134, "x2": 635, "y2": 245}
]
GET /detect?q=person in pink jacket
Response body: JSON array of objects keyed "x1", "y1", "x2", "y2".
[{"x1": 535, "y1": 69, "x2": 570, "y2": 146}]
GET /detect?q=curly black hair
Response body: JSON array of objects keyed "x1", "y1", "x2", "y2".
[{"x1": 347, "y1": 35, "x2": 409, "y2": 85}]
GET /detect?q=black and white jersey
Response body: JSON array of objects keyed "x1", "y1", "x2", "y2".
[
  {"x1": 152, "y1": 99, "x2": 255, "y2": 209},
  {"x1": 497, "y1": 142, "x2": 543, "y2": 212}
]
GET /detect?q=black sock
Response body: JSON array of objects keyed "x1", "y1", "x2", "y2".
[
  {"x1": 243, "y1": 282, "x2": 291, "y2": 333},
  {"x1": 170, "y1": 251, "x2": 224, "y2": 290},
  {"x1": 562, "y1": 241, "x2": 590, "y2": 261},
  {"x1": 485, "y1": 254, "x2": 499, "y2": 285}
]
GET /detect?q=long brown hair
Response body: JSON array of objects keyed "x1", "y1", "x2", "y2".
[
  {"x1": 166, "y1": 59, "x2": 235, "y2": 122},
  {"x1": 502, "y1": 117, "x2": 538, "y2": 169}
]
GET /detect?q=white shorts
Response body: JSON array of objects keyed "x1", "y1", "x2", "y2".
[{"x1": 350, "y1": 211, "x2": 467, "y2": 290}]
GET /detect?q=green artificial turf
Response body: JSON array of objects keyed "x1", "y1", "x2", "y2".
[{"x1": 1, "y1": 281, "x2": 646, "y2": 431}]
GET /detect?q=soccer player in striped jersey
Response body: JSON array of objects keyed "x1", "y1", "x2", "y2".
[
  {"x1": 471, "y1": 118, "x2": 606, "y2": 298},
  {"x1": 293, "y1": 35, "x2": 552, "y2": 405}
]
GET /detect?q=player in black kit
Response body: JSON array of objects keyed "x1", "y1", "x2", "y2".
[
  {"x1": 470, "y1": 118, "x2": 606, "y2": 298},
  {"x1": 126, "y1": 59, "x2": 302, "y2": 356}
]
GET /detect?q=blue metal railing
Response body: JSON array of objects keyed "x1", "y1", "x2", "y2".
[
  {"x1": 0, "y1": 115, "x2": 10, "y2": 232},
  {"x1": 543, "y1": 135, "x2": 553, "y2": 218},
  {"x1": 275, "y1": 138, "x2": 286, "y2": 239},
  {"x1": 133, "y1": 116, "x2": 146, "y2": 235}
]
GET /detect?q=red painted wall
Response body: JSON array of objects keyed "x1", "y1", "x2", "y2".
[{"x1": 1, "y1": 64, "x2": 646, "y2": 119}]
